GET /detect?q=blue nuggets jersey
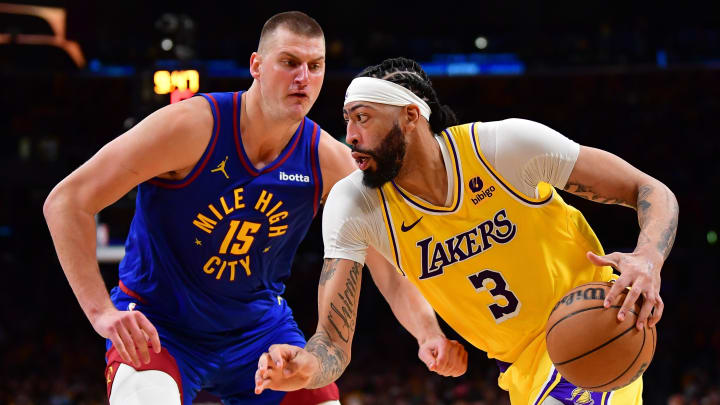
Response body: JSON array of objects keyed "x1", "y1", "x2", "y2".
[{"x1": 115, "y1": 91, "x2": 323, "y2": 333}]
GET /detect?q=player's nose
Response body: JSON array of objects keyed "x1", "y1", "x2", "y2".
[
  {"x1": 294, "y1": 63, "x2": 310, "y2": 85},
  {"x1": 345, "y1": 126, "x2": 360, "y2": 146}
]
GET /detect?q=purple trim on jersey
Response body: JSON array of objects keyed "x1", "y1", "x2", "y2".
[
  {"x1": 469, "y1": 122, "x2": 553, "y2": 206},
  {"x1": 148, "y1": 94, "x2": 222, "y2": 189},
  {"x1": 378, "y1": 187, "x2": 406, "y2": 277},
  {"x1": 232, "y1": 91, "x2": 305, "y2": 177},
  {"x1": 533, "y1": 368, "x2": 559, "y2": 405},
  {"x1": 390, "y1": 129, "x2": 462, "y2": 213},
  {"x1": 497, "y1": 359, "x2": 511, "y2": 373}
]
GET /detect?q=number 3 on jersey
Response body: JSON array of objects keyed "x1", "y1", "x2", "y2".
[{"x1": 467, "y1": 270, "x2": 521, "y2": 323}]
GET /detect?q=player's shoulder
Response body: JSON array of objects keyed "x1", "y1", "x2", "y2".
[
  {"x1": 443, "y1": 120, "x2": 499, "y2": 138},
  {"x1": 161, "y1": 96, "x2": 213, "y2": 129},
  {"x1": 446, "y1": 119, "x2": 563, "y2": 144},
  {"x1": 327, "y1": 170, "x2": 375, "y2": 206},
  {"x1": 317, "y1": 129, "x2": 351, "y2": 156},
  {"x1": 317, "y1": 130, "x2": 356, "y2": 193},
  {"x1": 330, "y1": 170, "x2": 368, "y2": 196}
]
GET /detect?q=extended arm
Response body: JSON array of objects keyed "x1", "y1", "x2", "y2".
[
  {"x1": 305, "y1": 257, "x2": 364, "y2": 387},
  {"x1": 564, "y1": 146, "x2": 679, "y2": 328},
  {"x1": 253, "y1": 257, "x2": 363, "y2": 393},
  {"x1": 43, "y1": 96, "x2": 212, "y2": 366},
  {"x1": 364, "y1": 247, "x2": 467, "y2": 376}
]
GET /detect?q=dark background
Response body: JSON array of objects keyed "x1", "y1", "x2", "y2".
[{"x1": 1, "y1": 1, "x2": 719, "y2": 404}]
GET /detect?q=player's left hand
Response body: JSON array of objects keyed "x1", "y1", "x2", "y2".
[
  {"x1": 587, "y1": 251, "x2": 664, "y2": 330},
  {"x1": 418, "y1": 335, "x2": 467, "y2": 377},
  {"x1": 254, "y1": 344, "x2": 319, "y2": 394}
]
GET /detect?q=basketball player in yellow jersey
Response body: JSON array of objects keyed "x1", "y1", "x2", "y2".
[{"x1": 254, "y1": 57, "x2": 679, "y2": 404}]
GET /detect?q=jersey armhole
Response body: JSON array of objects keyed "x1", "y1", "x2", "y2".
[
  {"x1": 146, "y1": 93, "x2": 221, "y2": 189},
  {"x1": 469, "y1": 122, "x2": 554, "y2": 207}
]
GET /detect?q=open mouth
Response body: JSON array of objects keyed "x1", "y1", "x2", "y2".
[
  {"x1": 289, "y1": 92, "x2": 308, "y2": 99},
  {"x1": 351, "y1": 152, "x2": 372, "y2": 170}
]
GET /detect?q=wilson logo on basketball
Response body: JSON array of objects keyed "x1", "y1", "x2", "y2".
[
  {"x1": 550, "y1": 286, "x2": 605, "y2": 315},
  {"x1": 468, "y1": 176, "x2": 495, "y2": 205}
]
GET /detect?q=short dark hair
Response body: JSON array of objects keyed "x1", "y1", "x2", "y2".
[
  {"x1": 356, "y1": 57, "x2": 458, "y2": 134},
  {"x1": 258, "y1": 11, "x2": 324, "y2": 52}
]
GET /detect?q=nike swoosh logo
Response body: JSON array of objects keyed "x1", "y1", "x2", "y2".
[{"x1": 401, "y1": 216, "x2": 423, "y2": 232}]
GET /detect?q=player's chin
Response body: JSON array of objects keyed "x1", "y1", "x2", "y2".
[{"x1": 286, "y1": 102, "x2": 310, "y2": 119}]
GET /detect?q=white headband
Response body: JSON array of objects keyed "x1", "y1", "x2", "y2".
[{"x1": 344, "y1": 77, "x2": 432, "y2": 121}]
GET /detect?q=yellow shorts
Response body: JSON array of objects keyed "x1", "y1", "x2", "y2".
[{"x1": 497, "y1": 334, "x2": 643, "y2": 404}]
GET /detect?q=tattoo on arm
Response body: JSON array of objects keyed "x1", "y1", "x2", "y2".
[
  {"x1": 306, "y1": 329, "x2": 348, "y2": 388},
  {"x1": 319, "y1": 258, "x2": 339, "y2": 286},
  {"x1": 657, "y1": 193, "x2": 679, "y2": 259},
  {"x1": 326, "y1": 262, "x2": 362, "y2": 343},
  {"x1": 307, "y1": 261, "x2": 363, "y2": 387},
  {"x1": 564, "y1": 181, "x2": 633, "y2": 207},
  {"x1": 634, "y1": 183, "x2": 679, "y2": 259},
  {"x1": 637, "y1": 185, "x2": 653, "y2": 227}
]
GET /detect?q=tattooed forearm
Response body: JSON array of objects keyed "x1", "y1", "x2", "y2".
[
  {"x1": 308, "y1": 260, "x2": 363, "y2": 387},
  {"x1": 656, "y1": 193, "x2": 679, "y2": 259},
  {"x1": 319, "y1": 258, "x2": 340, "y2": 286},
  {"x1": 634, "y1": 182, "x2": 679, "y2": 260},
  {"x1": 637, "y1": 184, "x2": 653, "y2": 227},
  {"x1": 326, "y1": 262, "x2": 362, "y2": 343},
  {"x1": 564, "y1": 182, "x2": 633, "y2": 207},
  {"x1": 306, "y1": 329, "x2": 349, "y2": 388}
]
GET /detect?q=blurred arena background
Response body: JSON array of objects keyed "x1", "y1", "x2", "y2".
[{"x1": 1, "y1": 0, "x2": 719, "y2": 404}]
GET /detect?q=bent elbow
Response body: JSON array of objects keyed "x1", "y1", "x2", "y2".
[
  {"x1": 43, "y1": 185, "x2": 62, "y2": 221},
  {"x1": 43, "y1": 182, "x2": 74, "y2": 224}
]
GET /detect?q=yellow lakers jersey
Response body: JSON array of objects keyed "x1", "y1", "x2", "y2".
[{"x1": 377, "y1": 122, "x2": 613, "y2": 362}]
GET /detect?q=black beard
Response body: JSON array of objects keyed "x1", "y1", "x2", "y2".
[{"x1": 355, "y1": 122, "x2": 407, "y2": 189}]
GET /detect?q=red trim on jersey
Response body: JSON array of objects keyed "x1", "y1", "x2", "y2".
[
  {"x1": 232, "y1": 91, "x2": 305, "y2": 177},
  {"x1": 261, "y1": 119, "x2": 304, "y2": 174},
  {"x1": 148, "y1": 94, "x2": 222, "y2": 189},
  {"x1": 233, "y1": 91, "x2": 260, "y2": 176},
  {"x1": 309, "y1": 122, "x2": 321, "y2": 217},
  {"x1": 118, "y1": 280, "x2": 147, "y2": 304},
  {"x1": 279, "y1": 383, "x2": 340, "y2": 405},
  {"x1": 105, "y1": 344, "x2": 184, "y2": 404}
]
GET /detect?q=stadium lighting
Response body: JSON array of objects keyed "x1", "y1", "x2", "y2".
[
  {"x1": 161, "y1": 38, "x2": 174, "y2": 51},
  {"x1": 474, "y1": 36, "x2": 488, "y2": 50}
]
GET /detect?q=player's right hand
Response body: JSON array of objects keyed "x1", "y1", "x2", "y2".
[
  {"x1": 418, "y1": 335, "x2": 468, "y2": 377},
  {"x1": 255, "y1": 344, "x2": 319, "y2": 394},
  {"x1": 92, "y1": 307, "x2": 162, "y2": 368}
]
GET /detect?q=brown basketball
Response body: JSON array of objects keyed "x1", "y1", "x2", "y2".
[{"x1": 545, "y1": 282, "x2": 656, "y2": 392}]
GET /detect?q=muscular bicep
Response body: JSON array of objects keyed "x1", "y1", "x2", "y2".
[
  {"x1": 492, "y1": 118, "x2": 579, "y2": 198},
  {"x1": 51, "y1": 97, "x2": 213, "y2": 214},
  {"x1": 564, "y1": 146, "x2": 653, "y2": 208}
]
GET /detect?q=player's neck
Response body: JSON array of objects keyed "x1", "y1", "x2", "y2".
[
  {"x1": 240, "y1": 89, "x2": 303, "y2": 170},
  {"x1": 394, "y1": 130, "x2": 449, "y2": 207}
]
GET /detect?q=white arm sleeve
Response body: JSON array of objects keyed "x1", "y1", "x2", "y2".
[
  {"x1": 488, "y1": 118, "x2": 580, "y2": 198},
  {"x1": 322, "y1": 171, "x2": 392, "y2": 265}
]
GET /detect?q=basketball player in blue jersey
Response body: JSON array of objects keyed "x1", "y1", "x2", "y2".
[
  {"x1": 44, "y1": 16, "x2": 467, "y2": 405},
  {"x1": 254, "y1": 57, "x2": 679, "y2": 404}
]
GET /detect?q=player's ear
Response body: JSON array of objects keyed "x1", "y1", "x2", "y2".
[
  {"x1": 404, "y1": 105, "x2": 421, "y2": 131},
  {"x1": 250, "y1": 52, "x2": 262, "y2": 79}
]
